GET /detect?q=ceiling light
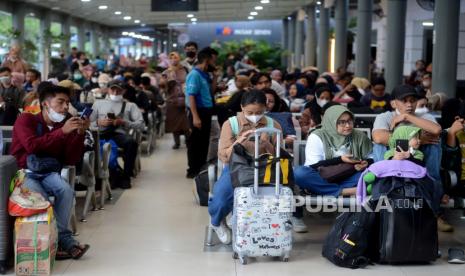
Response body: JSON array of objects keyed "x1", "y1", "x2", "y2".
[
  {"x1": 123, "y1": 16, "x2": 132, "y2": 20},
  {"x1": 250, "y1": 11, "x2": 258, "y2": 15},
  {"x1": 141, "y1": 24, "x2": 146, "y2": 27},
  {"x1": 255, "y1": 6, "x2": 263, "y2": 10},
  {"x1": 192, "y1": 22, "x2": 197, "y2": 25},
  {"x1": 191, "y1": 18, "x2": 197, "y2": 22},
  {"x1": 317, "y1": 1, "x2": 321, "y2": 4},
  {"x1": 98, "y1": 5, "x2": 108, "y2": 10},
  {"x1": 122, "y1": 31, "x2": 129, "y2": 36},
  {"x1": 287, "y1": 16, "x2": 291, "y2": 20},
  {"x1": 422, "y1": 22, "x2": 434, "y2": 27},
  {"x1": 115, "y1": 11, "x2": 122, "y2": 15},
  {"x1": 28, "y1": 12, "x2": 35, "y2": 17},
  {"x1": 134, "y1": 20, "x2": 141, "y2": 23},
  {"x1": 51, "y1": 6, "x2": 60, "y2": 10},
  {"x1": 260, "y1": 0, "x2": 270, "y2": 3},
  {"x1": 316, "y1": 10, "x2": 320, "y2": 13},
  {"x1": 81, "y1": 0, "x2": 91, "y2": 2},
  {"x1": 248, "y1": 16, "x2": 254, "y2": 20},
  {"x1": 173, "y1": 43, "x2": 177, "y2": 47},
  {"x1": 187, "y1": 14, "x2": 194, "y2": 18}
]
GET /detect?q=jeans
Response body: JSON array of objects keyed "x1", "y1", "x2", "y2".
[
  {"x1": 294, "y1": 166, "x2": 362, "y2": 196},
  {"x1": 103, "y1": 133, "x2": 138, "y2": 177},
  {"x1": 23, "y1": 172, "x2": 77, "y2": 251},
  {"x1": 208, "y1": 167, "x2": 233, "y2": 227}
]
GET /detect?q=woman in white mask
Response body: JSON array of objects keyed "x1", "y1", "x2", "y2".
[
  {"x1": 208, "y1": 90, "x2": 282, "y2": 245},
  {"x1": 415, "y1": 95, "x2": 430, "y2": 116}
]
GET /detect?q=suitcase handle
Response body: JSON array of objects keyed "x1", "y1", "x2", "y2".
[{"x1": 253, "y1": 127, "x2": 282, "y2": 196}]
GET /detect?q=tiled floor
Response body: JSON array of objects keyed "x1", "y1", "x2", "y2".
[{"x1": 8, "y1": 136, "x2": 465, "y2": 275}]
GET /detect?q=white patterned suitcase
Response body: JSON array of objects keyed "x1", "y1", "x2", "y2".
[{"x1": 232, "y1": 127, "x2": 293, "y2": 265}]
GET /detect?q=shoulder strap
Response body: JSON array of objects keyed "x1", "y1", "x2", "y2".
[
  {"x1": 265, "y1": 116, "x2": 274, "y2": 128},
  {"x1": 118, "y1": 101, "x2": 127, "y2": 117},
  {"x1": 228, "y1": 116, "x2": 239, "y2": 137}
]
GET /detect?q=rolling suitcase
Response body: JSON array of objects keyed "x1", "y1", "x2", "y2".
[
  {"x1": 232, "y1": 127, "x2": 293, "y2": 265},
  {"x1": 0, "y1": 156, "x2": 18, "y2": 274}
]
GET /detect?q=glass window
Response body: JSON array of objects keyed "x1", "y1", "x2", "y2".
[
  {"x1": 0, "y1": 11, "x2": 13, "y2": 59},
  {"x1": 50, "y1": 22, "x2": 62, "y2": 57},
  {"x1": 24, "y1": 15, "x2": 40, "y2": 68},
  {"x1": 70, "y1": 26, "x2": 78, "y2": 48}
]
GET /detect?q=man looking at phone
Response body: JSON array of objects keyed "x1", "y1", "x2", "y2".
[
  {"x1": 10, "y1": 82, "x2": 90, "y2": 260},
  {"x1": 90, "y1": 80, "x2": 144, "y2": 185},
  {"x1": 371, "y1": 85, "x2": 450, "y2": 230}
]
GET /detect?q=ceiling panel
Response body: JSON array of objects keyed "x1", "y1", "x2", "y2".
[{"x1": 20, "y1": 0, "x2": 314, "y2": 27}]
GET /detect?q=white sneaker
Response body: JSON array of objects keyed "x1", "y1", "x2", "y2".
[
  {"x1": 291, "y1": 216, "x2": 308, "y2": 233},
  {"x1": 226, "y1": 213, "x2": 233, "y2": 229},
  {"x1": 211, "y1": 222, "x2": 232, "y2": 244}
]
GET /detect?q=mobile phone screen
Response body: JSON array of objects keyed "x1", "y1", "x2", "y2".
[{"x1": 396, "y1": 139, "x2": 409, "y2": 152}]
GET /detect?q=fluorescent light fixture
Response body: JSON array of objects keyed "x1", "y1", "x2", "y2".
[
  {"x1": 122, "y1": 31, "x2": 129, "y2": 35},
  {"x1": 163, "y1": 41, "x2": 167, "y2": 45},
  {"x1": 316, "y1": 10, "x2": 320, "y2": 13},
  {"x1": 260, "y1": 0, "x2": 270, "y2": 3},
  {"x1": 248, "y1": 16, "x2": 254, "y2": 20},
  {"x1": 317, "y1": 1, "x2": 321, "y2": 4},
  {"x1": 81, "y1": 0, "x2": 91, "y2": 2},
  {"x1": 173, "y1": 43, "x2": 178, "y2": 47},
  {"x1": 134, "y1": 20, "x2": 141, "y2": 23},
  {"x1": 28, "y1": 13, "x2": 35, "y2": 17},
  {"x1": 287, "y1": 16, "x2": 291, "y2": 20},
  {"x1": 187, "y1": 14, "x2": 194, "y2": 18},
  {"x1": 51, "y1": 6, "x2": 60, "y2": 10},
  {"x1": 255, "y1": 6, "x2": 263, "y2": 10},
  {"x1": 191, "y1": 18, "x2": 197, "y2": 22},
  {"x1": 123, "y1": 16, "x2": 132, "y2": 20},
  {"x1": 250, "y1": 11, "x2": 258, "y2": 15},
  {"x1": 422, "y1": 21, "x2": 434, "y2": 27},
  {"x1": 98, "y1": 5, "x2": 108, "y2": 10},
  {"x1": 115, "y1": 11, "x2": 122, "y2": 15},
  {"x1": 141, "y1": 24, "x2": 146, "y2": 27}
]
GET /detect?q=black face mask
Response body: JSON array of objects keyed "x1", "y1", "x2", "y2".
[{"x1": 186, "y1": 51, "x2": 196, "y2": 59}]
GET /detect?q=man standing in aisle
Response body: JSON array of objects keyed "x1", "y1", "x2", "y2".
[{"x1": 185, "y1": 48, "x2": 216, "y2": 178}]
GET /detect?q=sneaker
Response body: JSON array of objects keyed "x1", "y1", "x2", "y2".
[
  {"x1": 290, "y1": 216, "x2": 308, "y2": 233},
  {"x1": 211, "y1": 222, "x2": 231, "y2": 244},
  {"x1": 448, "y1": 248, "x2": 465, "y2": 264},
  {"x1": 438, "y1": 217, "x2": 454, "y2": 232},
  {"x1": 226, "y1": 213, "x2": 233, "y2": 229}
]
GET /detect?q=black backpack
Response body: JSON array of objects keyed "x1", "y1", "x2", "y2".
[{"x1": 322, "y1": 206, "x2": 377, "y2": 269}]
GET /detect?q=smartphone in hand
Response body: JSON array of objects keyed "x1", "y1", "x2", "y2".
[
  {"x1": 396, "y1": 139, "x2": 409, "y2": 152},
  {"x1": 107, "y1": 112, "x2": 116, "y2": 120},
  {"x1": 80, "y1": 107, "x2": 93, "y2": 119}
]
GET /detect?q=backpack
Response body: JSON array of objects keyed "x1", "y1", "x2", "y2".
[{"x1": 322, "y1": 206, "x2": 377, "y2": 269}]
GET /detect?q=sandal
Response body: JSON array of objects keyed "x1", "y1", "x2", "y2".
[
  {"x1": 448, "y1": 248, "x2": 465, "y2": 264},
  {"x1": 55, "y1": 250, "x2": 72, "y2": 261},
  {"x1": 69, "y1": 244, "x2": 90, "y2": 260}
]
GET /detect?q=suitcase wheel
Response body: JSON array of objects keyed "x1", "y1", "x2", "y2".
[
  {"x1": 232, "y1": 252, "x2": 238, "y2": 259},
  {"x1": 282, "y1": 256, "x2": 289, "y2": 262},
  {"x1": 239, "y1": 256, "x2": 248, "y2": 265}
]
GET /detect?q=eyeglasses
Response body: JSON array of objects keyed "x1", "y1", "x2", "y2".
[{"x1": 336, "y1": 119, "x2": 354, "y2": 126}]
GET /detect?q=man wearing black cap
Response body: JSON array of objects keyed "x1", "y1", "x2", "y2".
[{"x1": 90, "y1": 79, "x2": 144, "y2": 187}]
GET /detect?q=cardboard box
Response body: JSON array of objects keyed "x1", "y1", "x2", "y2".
[{"x1": 15, "y1": 208, "x2": 57, "y2": 276}]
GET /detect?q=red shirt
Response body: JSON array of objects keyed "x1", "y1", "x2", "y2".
[{"x1": 10, "y1": 112, "x2": 85, "y2": 169}]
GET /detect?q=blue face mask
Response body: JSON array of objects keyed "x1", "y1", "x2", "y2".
[{"x1": 73, "y1": 72, "x2": 82, "y2": 80}]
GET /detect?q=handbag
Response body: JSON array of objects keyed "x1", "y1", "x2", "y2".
[
  {"x1": 229, "y1": 143, "x2": 294, "y2": 188},
  {"x1": 318, "y1": 163, "x2": 356, "y2": 183},
  {"x1": 26, "y1": 122, "x2": 62, "y2": 174},
  {"x1": 8, "y1": 170, "x2": 50, "y2": 217}
]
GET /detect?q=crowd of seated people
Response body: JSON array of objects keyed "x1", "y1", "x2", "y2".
[{"x1": 0, "y1": 39, "x2": 463, "y2": 264}]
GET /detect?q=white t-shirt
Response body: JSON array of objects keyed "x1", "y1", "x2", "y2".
[{"x1": 372, "y1": 111, "x2": 437, "y2": 132}]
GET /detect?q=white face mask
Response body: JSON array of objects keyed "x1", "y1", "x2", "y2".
[
  {"x1": 317, "y1": 99, "x2": 329, "y2": 108},
  {"x1": 73, "y1": 73, "x2": 82, "y2": 80},
  {"x1": 415, "y1": 107, "x2": 429, "y2": 116},
  {"x1": 47, "y1": 106, "x2": 66, "y2": 123},
  {"x1": 245, "y1": 114, "x2": 264, "y2": 124},
  {"x1": 110, "y1": 95, "x2": 123, "y2": 102},
  {"x1": 99, "y1": 82, "x2": 107, "y2": 88},
  {"x1": 92, "y1": 77, "x2": 98, "y2": 83},
  {"x1": 422, "y1": 80, "x2": 431, "y2": 88},
  {"x1": 0, "y1": 76, "x2": 11, "y2": 86}
]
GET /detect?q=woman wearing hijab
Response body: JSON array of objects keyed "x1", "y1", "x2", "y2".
[
  {"x1": 162, "y1": 52, "x2": 190, "y2": 149},
  {"x1": 294, "y1": 105, "x2": 373, "y2": 196}
]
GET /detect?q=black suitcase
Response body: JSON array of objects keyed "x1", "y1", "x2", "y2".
[
  {"x1": 0, "y1": 156, "x2": 17, "y2": 273},
  {"x1": 378, "y1": 185, "x2": 438, "y2": 264}
]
